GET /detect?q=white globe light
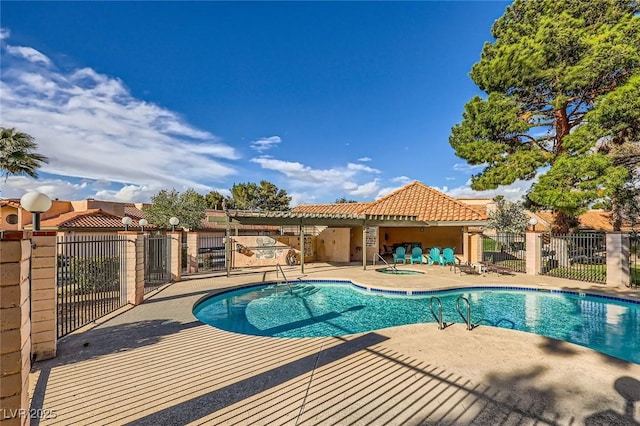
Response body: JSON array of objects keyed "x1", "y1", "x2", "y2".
[
  {"x1": 122, "y1": 216, "x2": 133, "y2": 226},
  {"x1": 169, "y1": 217, "x2": 179, "y2": 226},
  {"x1": 20, "y1": 192, "x2": 52, "y2": 213},
  {"x1": 139, "y1": 219, "x2": 148, "y2": 227},
  {"x1": 528, "y1": 218, "x2": 538, "y2": 226}
]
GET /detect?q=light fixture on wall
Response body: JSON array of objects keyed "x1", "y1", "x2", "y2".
[
  {"x1": 169, "y1": 216, "x2": 180, "y2": 232},
  {"x1": 122, "y1": 216, "x2": 133, "y2": 231},
  {"x1": 20, "y1": 192, "x2": 52, "y2": 231},
  {"x1": 528, "y1": 218, "x2": 538, "y2": 231},
  {"x1": 139, "y1": 218, "x2": 148, "y2": 232},
  {"x1": 420, "y1": 227, "x2": 424, "y2": 232}
]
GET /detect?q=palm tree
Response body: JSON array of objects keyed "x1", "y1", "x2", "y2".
[{"x1": 0, "y1": 127, "x2": 49, "y2": 180}]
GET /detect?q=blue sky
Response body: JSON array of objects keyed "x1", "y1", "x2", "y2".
[{"x1": 1, "y1": 1, "x2": 531, "y2": 205}]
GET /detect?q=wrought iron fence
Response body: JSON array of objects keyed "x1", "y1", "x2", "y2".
[
  {"x1": 198, "y1": 234, "x2": 226, "y2": 272},
  {"x1": 539, "y1": 232, "x2": 607, "y2": 284},
  {"x1": 144, "y1": 234, "x2": 171, "y2": 292},
  {"x1": 631, "y1": 231, "x2": 639, "y2": 288},
  {"x1": 481, "y1": 232, "x2": 526, "y2": 273},
  {"x1": 56, "y1": 235, "x2": 127, "y2": 338}
]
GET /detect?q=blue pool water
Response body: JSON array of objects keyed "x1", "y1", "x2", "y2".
[{"x1": 193, "y1": 280, "x2": 640, "y2": 364}]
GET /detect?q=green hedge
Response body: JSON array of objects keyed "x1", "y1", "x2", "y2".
[{"x1": 69, "y1": 256, "x2": 121, "y2": 294}]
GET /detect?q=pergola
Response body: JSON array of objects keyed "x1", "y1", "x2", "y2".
[{"x1": 225, "y1": 209, "x2": 432, "y2": 273}]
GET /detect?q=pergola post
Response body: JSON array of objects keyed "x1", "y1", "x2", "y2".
[
  {"x1": 300, "y1": 221, "x2": 305, "y2": 274},
  {"x1": 362, "y1": 220, "x2": 367, "y2": 270}
]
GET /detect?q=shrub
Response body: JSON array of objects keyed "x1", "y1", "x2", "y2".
[{"x1": 69, "y1": 256, "x2": 121, "y2": 294}]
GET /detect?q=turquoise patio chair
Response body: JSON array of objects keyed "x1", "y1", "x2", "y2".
[
  {"x1": 410, "y1": 247, "x2": 423, "y2": 264},
  {"x1": 442, "y1": 248, "x2": 456, "y2": 267},
  {"x1": 393, "y1": 246, "x2": 407, "y2": 264},
  {"x1": 426, "y1": 247, "x2": 442, "y2": 265}
]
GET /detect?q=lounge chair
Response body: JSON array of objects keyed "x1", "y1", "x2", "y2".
[
  {"x1": 410, "y1": 247, "x2": 423, "y2": 264},
  {"x1": 393, "y1": 246, "x2": 407, "y2": 264},
  {"x1": 426, "y1": 247, "x2": 442, "y2": 265},
  {"x1": 441, "y1": 248, "x2": 456, "y2": 267},
  {"x1": 480, "y1": 261, "x2": 515, "y2": 276},
  {"x1": 453, "y1": 262, "x2": 481, "y2": 275}
]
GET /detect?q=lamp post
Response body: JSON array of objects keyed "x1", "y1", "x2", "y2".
[
  {"x1": 20, "y1": 192, "x2": 52, "y2": 231},
  {"x1": 139, "y1": 218, "x2": 148, "y2": 232},
  {"x1": 528, "y1": 218, "x2": 538, "y2": 231},
  {"x1": 122, "y1": 216, "x2": 133, "y2": 231},
  {"x1": 169, "y1": 217, "x2": 179, "y2": 232}
]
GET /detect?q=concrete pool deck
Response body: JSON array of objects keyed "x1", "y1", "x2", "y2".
[{"x1": 30, "y1": 263, "x2": 640, "y2": 425}]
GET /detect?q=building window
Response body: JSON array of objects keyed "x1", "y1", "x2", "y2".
[{"x1": 5, "y1": 214, "x2": 19, "y2": 225}]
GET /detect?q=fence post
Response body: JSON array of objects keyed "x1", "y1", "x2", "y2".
[
  {"x1": 0, "y1": 232, "x2": 31, "y2": 425},
  {"x1": 121, "y1": 231, "x2": 144, "y2": 305},
  {"x1": 167, "y1": 231, "x2": 182, "y2": 282},
  {"x1": 30, "y1": 232, "x2": 57, "y2": 361},
  {"x1": 526, "y1": 231, "x2": 542, "y2": 275},
  {"x1": 467, "y1": 232, "x2": 482, "y2": 263},
  {"x1": 606, "y1": 232, "x2": 630, "y2": 288},
  {"x1": 186, "y1": 231, "x2": 199, "y2": 274}
]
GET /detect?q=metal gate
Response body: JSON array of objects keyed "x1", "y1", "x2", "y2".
[
  {"x1": 144, "y1": 234, "x2": 171, "y2": 292},
  {"x1": 539, "y1": 232, "x2": 606, "y2": 284},
  {"x1": 197, "y1": 234, "x2": 226, "y2": 272},
  {"x1": 56, "y1": 235, "x2": 128, "y2": 338},
  {"x1": 480, "y1": 232, "x2": 526, "y2": 273},
  {"x1": 631, "y1": 231, "x2": 639, "y2": 288}
]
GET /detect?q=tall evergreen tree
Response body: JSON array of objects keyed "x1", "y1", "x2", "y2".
[
  {"x1": 231, "y1": 181, "x2": 291, "y2": 211},
  {"x1": 143, "y1": 188, "x2": 206, "y2": 230},
  {"x1": 449, "y1": 0, "x2": 640, "y2": 232}
]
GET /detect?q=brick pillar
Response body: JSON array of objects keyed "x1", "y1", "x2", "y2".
[
  {"x1": 167, "y1": 231, "x2": 182, "y2": 282},
  {"x1": 120, "y1": 232, "x2": 144, "y2": 305},
  {"x1": 0, "y1": 233, "x2": 31, "y2": 426},
  {"x1": 30, "y1": 232, "x2": 57, "y2": 361},
  {"x1": 607, "y1": 233, "x2": 630, "y2": 288},
  {"x1": 186, "y1": 232, "x2": 199, "y2": 274},
  {"x1": 526, "y1": 231, "x2": 542, "y2": 276},
  {"x1": 461, "y1": 228, "x2": 470, "y2": 263}
]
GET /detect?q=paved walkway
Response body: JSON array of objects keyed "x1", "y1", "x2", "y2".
[{"x1": 30, "y1": 263, "x2": 640, "y2": 425}]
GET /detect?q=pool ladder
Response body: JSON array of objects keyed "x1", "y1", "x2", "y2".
[{"x1": 429, "y1": 296, "x2": 475, "y2": 331}]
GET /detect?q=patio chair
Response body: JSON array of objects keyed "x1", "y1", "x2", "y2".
[
  {"x1": 481, "y1": 261, "x2": 515, "y2": 276},
  {"x1": 441, "y1": 248, "x2": 456, "y2": 267},
  {"x1": 393, "y1": 246, "x2": 407, "y2": 264},
  {"x1": 426, "y1": 247, "x2": 442, "y2": 265},
  {"x1": 410, "y1": 247, "x2": 423, "y2": 264}
]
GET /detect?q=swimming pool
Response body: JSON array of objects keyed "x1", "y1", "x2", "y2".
[{"x1": 193, "y1": 280, "x2": 640, "y2": 364}]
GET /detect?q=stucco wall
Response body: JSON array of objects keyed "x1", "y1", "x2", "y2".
[
  {"x1": 380, "y1": 226, "x2": 463, "y2": 254},
  {"x1": 316, "y1": 228, "x2": 350, "y2": 263}
]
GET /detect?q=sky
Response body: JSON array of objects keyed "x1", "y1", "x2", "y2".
[{"x1": 1, "y1": 1, "x2": 533, "y2": 206}]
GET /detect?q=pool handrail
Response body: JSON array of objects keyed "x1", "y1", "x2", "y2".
[
  {"x1": 429, "y1": 296, "x2": 445, "y2": 330},
  {"x1": 456, "y1": 296, "x2": 474, "y2": 331},
  {"x1": 275, "y1": 263, "x2": 292, "y2": 294},
  {"x1": 376, "y1": 253, "x2": 397, "y2": 271}
]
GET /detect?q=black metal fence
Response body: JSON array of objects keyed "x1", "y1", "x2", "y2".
[
  {"x1": 56, "y1": 235, "x2": 127, "y2": 338},
  {"x1": 198, "y1": 234, "x2": 226, "y2": 272},
  {"x1": 631, "y1": 231, "x2": 639, "y2": 288},
  {"x1": 481, "y1": 232, "x2": 526, "y2": 273},
  {"x1": 144, "y1": 234, "x2": 171, "y2": 292},
  {"x1": 539, "y1": 232, "x2": 607, "y2": 284}
]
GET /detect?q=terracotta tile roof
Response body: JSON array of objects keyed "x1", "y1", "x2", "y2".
[
  {"x1": 529, "y1": 210, "x2": 634, "y2": 232},
  {"x1": 292, "y1": 203, "x2": 370, "y2": 215},
  {"x1": 291, "y1": 182, "x2": 487, "y2": 223},
  {"x1": 40, "y1": 209, "x2": 142, "y2": 229},
  {"x1": 124, "y1": 205, "x2": 146, "y2": 219},
  {"x1": 361, "y1": 181, "x2": 487, "y2": 222},
  {"x1": 0, "y1": 199, "x2": 21, "y2": 208}
]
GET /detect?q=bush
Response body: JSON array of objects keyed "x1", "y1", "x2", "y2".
[{"x1": 69, "y1": 256, "x2": 120, "y2": 294}]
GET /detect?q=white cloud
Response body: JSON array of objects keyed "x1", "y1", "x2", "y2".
[
  {"x1": 5, "y1": 45, "x2": 51, "y2": 66},
  {"x1": 453, "y1": 163, "x2": 483, "y2": 172},
  {"x1": 445, "y1": 176, "x2": 456, "y2": 181},
  {"x1": 347, "y1": 180, "x2": 380, "y2": 197},
  {"x1": 391, "y1": 176, "x2": 412, "y2": 185},
  {"x1": 250, "y1": 136, "x2": 281, "y2": 152},
  {"x1": 436, "y1": 179, "x2": 535, "y2": 202},
  {"x1": 346, "y1": 163, "x2": 380, "y2": 173},
  {"x1": 1, "y1": 176, "x2": 90, "y2": 200},
  {"x1": 0, "y1": 28, "x2": 10, "y2": 40},
  {"x1": 0, "y1": 35, "x2": 239, "y2": 201},
  {"x1": 357, "y1": 156, "x2": 372, "y2": 162}
]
